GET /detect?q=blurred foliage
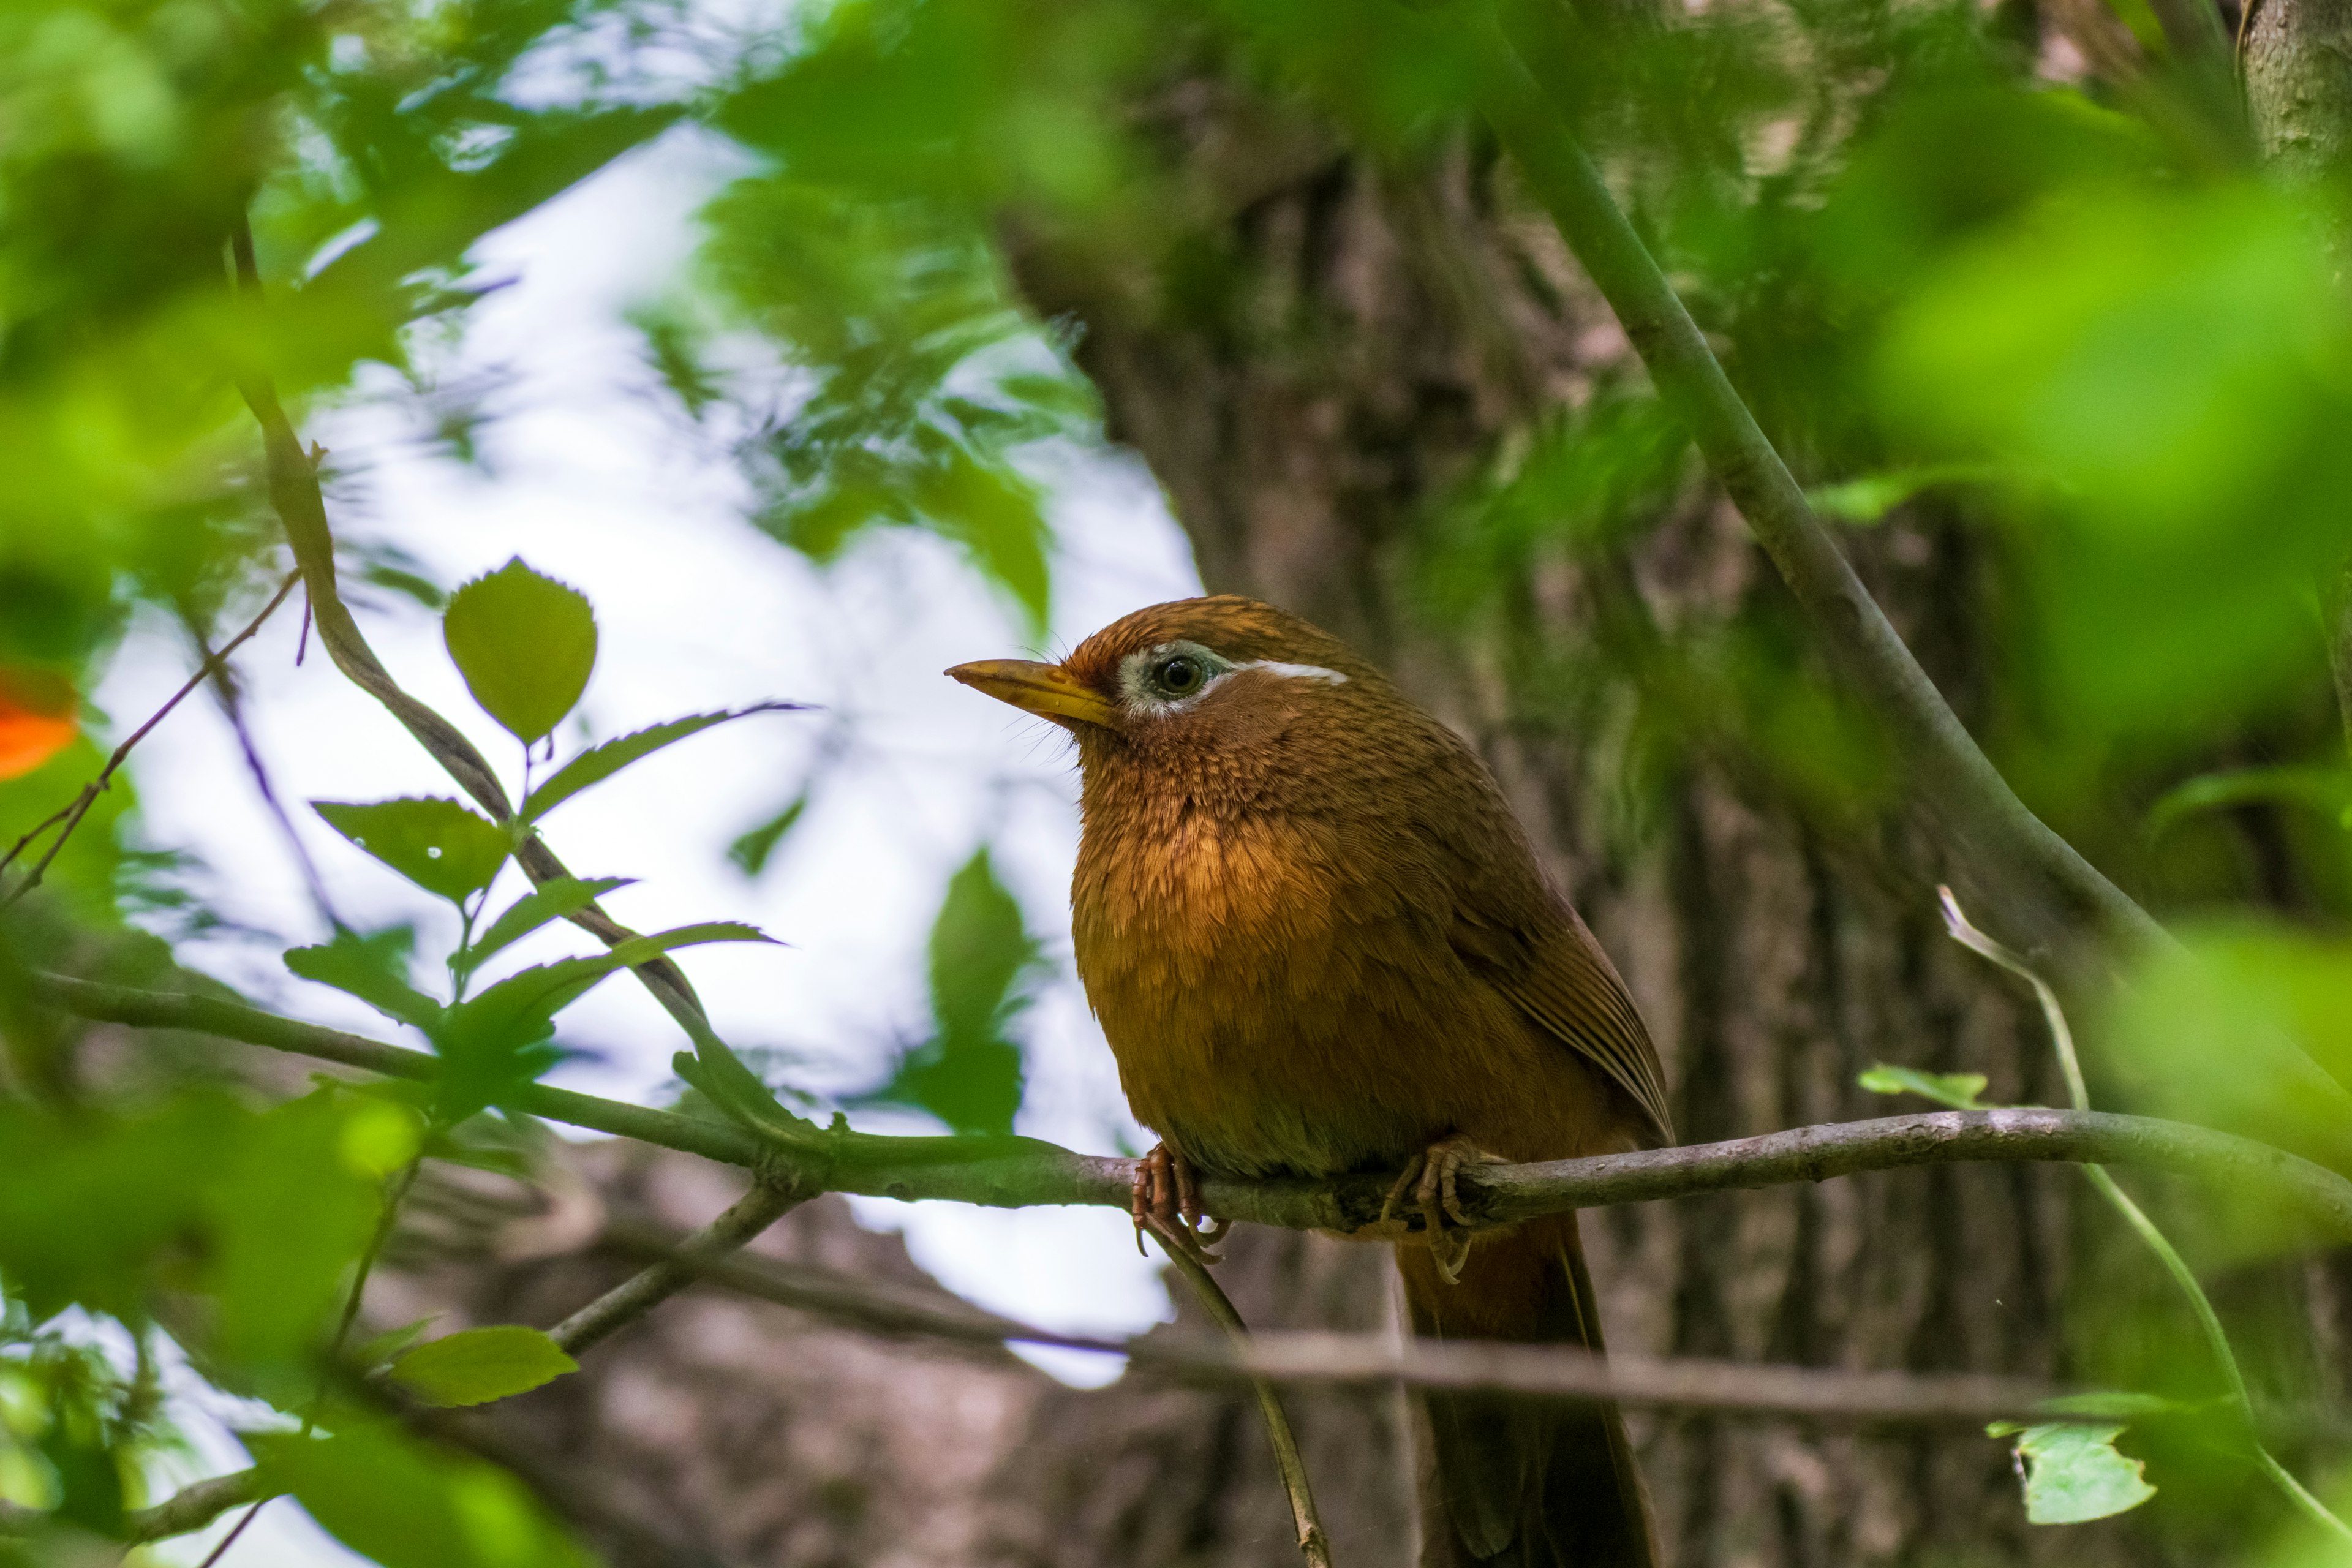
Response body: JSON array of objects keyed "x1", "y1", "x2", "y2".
[
  {"x1": 4, "y1": 0, "x2": 2352, "y2": 1555},
  {"x1": 850, "y1": 846, "x2": 1038, "y2": 1136}
]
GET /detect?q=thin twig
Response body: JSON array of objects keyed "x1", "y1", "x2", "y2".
[
  {"x1": 0, "y1": 570, "x2": 301, "y2": 907},
  {"x1": 1939, "y1": 888, "x2": 2352, "y2": 1543},
  {"x1": 1147, "y1": 1218, "x2": 1334, "y2": 1568},
  {"x1": 178, "y1": 601, "x2": 341, "y2": 924},
  {"x1": 546, "y1": 1175, "x2": 808, "y2": 1355},
  {"x1": 32, "y1": 972, "x2": 2352, "y2": 1240},
  {"x1": 1472, "y1": 19, "x2": 2164, "y2": 957},
  {"x1": 191, "y1": 1498, "x2": 267, "y2": 1567},
  {"x1": 225, "y1": 216, "x2": 807, "y2": 1149}
]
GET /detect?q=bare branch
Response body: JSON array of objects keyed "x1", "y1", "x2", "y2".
[
  {"x1": 1471, "y1": 21, "x2": 2163, "y2": 957},
  {"x1": 547, "y1": 1177, "x2": 809, "y2": 1355},
  {"x1": 0, "y1": 570, "x2": 301, "y2": 907},
  {"x1": 600, "y1": 1219, "x2": 2101, "y2": 1423},
  {"x1": 37, "y1": 973, "x2": 2352, "y2": 1240}
]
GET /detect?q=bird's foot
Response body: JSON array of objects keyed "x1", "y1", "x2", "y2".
[
  {"x1": 1133, "y1": 1143, "x2": 1230, "y2": 1265},
  {"x1": 1381, "y1": 1134, "x2": 1506, "y2": 1285}
]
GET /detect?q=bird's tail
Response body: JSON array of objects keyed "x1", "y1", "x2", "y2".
[{"x1": 1396, "y1": 1212, "x2": 1659, "y2": 1568}]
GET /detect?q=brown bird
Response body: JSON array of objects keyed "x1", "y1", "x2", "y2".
[{"x1": 951, "y1": 595, "x2": 1670, "y2": 1568}]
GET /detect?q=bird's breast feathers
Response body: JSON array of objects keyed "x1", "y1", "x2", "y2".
[{"x1": 1071, "y1": 800, "x2": 1499, "y2": 1175}]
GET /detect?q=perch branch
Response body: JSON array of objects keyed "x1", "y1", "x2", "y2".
[
  {"x1": 37, "y1": 974, "x2": 2352, "y2": 1239},
  {"x1": 1472, "y1": 21, "x2": 2163, "y2": 956}
]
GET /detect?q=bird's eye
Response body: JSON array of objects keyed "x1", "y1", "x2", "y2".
[{"x1": 1153, "y1": 655, "x2": 1205, "y2": 696}]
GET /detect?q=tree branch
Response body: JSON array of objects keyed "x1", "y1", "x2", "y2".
[
  {"x1": 39, "y1": 973, "x2": 2352, "y2": 1239},
  {"x1": 123, "y1": 1470, "x2": 274, "y2": 1544},
  {"x1": 1472, "y1": 19, "x2": 2164, "y2": 956},
  {"x1": 546, "y1": 1177, "x2": 809, "y2": 1355},
  {"x1": 597, "y1": 1222, "x2": 2109, "y2": 1423}
]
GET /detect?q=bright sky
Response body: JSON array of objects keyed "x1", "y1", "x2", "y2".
[{"x1": 118, "y1": 127, "x2": 1201, "y2": 1565}]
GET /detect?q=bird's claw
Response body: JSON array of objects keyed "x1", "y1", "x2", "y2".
[
  {"x1": 1381, "y1": 1134, "x2": 1504, "y2": 1285},
  {"x1": 1133, "y1": 1143, "x2": 1228, "y2": 1265}
]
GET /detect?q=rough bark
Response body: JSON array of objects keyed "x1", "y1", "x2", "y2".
[{"x1": 2246, "y1": 0, "x2": 2352, "y2": 187}]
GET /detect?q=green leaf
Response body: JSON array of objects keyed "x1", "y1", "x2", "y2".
[
  {"x1": 849, "y1": 850, "x2": 1034, "y2": 1137},
  {"x1": 2031, "y1": 1392, "x2": 2193, "y2": 1422},
  {"x1": 388, "y1": 1326, "x2": 578, "y2": 1408},
  {"x1": 207, "y1": 1093, "x2": 390, "y2": 1378},
  {"x1": 286, "y1": 925, "x2": 444, "y2": 1033},
  {"x1": 1804, "y1": 463, "x2": 2008, "y2": 523},
  {"x1": 247, "y1": 1426, "x2": 594, "y2": 1568},
  {"x1": 522, "y1": 704, "x2": 806, "y2": 822},
  {"x1": 2144, "y1": 765, "x2": 2352, "y2": 842},
  {"x1": 442, "y1": 558, "x2": 598, "y2": 744},
  {"x1": 40, "y1": 1429, "x2": 125, "y2": 1538},
  {"x1": 314, "y1": 797, "x2": 512, "y2": 905},
  {"x1": 430, "y1": 922, "x2": 775, "y2": 1118},
  {"x1": 460, "y1": 876, "x2": 635, "y2": 977},
  {"x1": 728, "y1": 793, "x2": 809, "y2": 876},
  {"x1": 1986, "y1": 1422, "x2": 2157, "y2": 1524},
  {"x1": 1858, "y1": 1063, "x2": 1989, "y2": 1110},
  {"x1": 915, "y1": 445, "x2": 1051, "y2": 641},
  {"x1": 929, "y1": 848, "x2": 1039, "y2": 1050}
]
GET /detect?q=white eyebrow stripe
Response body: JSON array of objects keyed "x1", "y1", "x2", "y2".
[{"x1": 1235, "y1": 660, "x2": 1349, "y2": 685}]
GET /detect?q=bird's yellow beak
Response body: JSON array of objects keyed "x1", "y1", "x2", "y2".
[{"x1": 946, "y1": 660, "x2": 1119, "y2": 728}]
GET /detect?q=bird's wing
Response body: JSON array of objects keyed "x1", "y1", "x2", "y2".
[{"x1": 1450, "y1": 901, "x2": 1675, "y2": 1145}]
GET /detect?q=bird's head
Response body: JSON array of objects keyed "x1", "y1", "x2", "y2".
[{"x1": 947, "y1": 597, "x2": 1395, "y2": 782}]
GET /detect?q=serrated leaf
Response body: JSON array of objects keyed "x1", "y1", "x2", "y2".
[
  {"x1": 729, "y1": 793, "x2": 809, "y2": 876},
  {"x1": 1990, "y1": 1422, "x2": 2157, "y2": 1524},
  {"x1": 442, "y1": 558, "x2": 598, "y2": 744},
  {"x1": 286, "y1": 925, "x2": 444, "y2": 1032},
  {"x1": 460, "y1": 876, "x2": 635, "y2": 977},
  {"x1": 314, "y1": 797, "x2": 511, "y2": 905},
  {"x1": 388, "y1": 1325, "x2": 578, "y2": 1407},
  {"x1": 522, "y1": 704, "x2": 805, "y2": 821},
  {"x1": 1858, "y1": 1063, "x2": 1990, "y2": 1110}
]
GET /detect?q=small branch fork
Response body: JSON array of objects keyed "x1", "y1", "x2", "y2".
[{"x1": 0, "y1": 569, "x2": 302, "y2": 908}]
